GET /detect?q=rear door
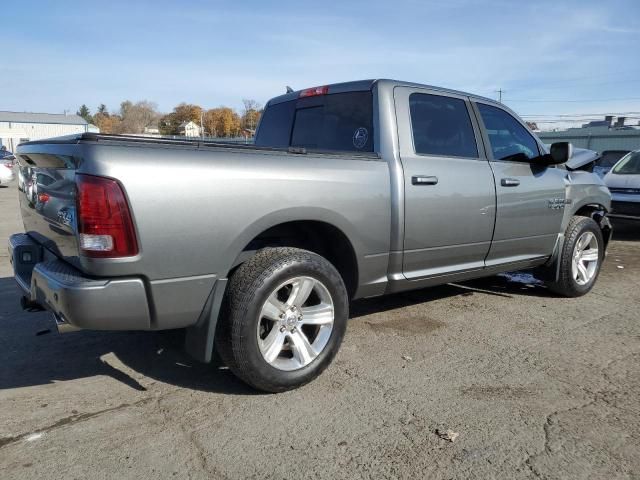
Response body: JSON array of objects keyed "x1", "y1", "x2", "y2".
[
  {"x1": 394, "y1": 87, "x2": 496, "y2": 280},
  {"x1": 473, "y1": 101, "x2": 566, "y2": 265}
]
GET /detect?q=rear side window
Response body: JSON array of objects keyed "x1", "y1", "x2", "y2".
[
  {"x1": 477, "y1": 103, "x2": 540, "y2": 161},
  {"x1": 255, "y1": 91, "x2": 374, "y2": 152},
  {"x1": 409, "y1": 93, "x2": 478, "y2": 158}
]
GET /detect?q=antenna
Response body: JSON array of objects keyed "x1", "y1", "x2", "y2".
[{"x1": 286, "y1": 86, "x2": 294, "y2": 93}]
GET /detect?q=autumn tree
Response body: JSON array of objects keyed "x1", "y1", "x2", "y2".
[
  {"x1": 203, "y1": 108, "x2": 223, "y2": 137},
  {"x1": 93, "y1": 110, "x2": 122, "y2": 134},
  {"x1": 202, "y1": 107, "x2": 241, "y2": 138},
  {"x1": 159, "y1": 103, "x2": 203, "y2": 135}
]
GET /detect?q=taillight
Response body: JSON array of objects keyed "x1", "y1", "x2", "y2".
[
  {"x1": 76, "y1": 174, "x2": 138, "y2": 258},
  {"x1": 38, "y1": 193, "x2": 50, "y2": 203},
  {"x1": 299, "y1": 85, "x2": 329, "y2": 98},
  {"x1": 2, "y1": 162, "x2": 12, "y2": 169}
]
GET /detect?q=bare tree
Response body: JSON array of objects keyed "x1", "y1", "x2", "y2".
[
  {"x1": 117, "y1": 100, "x2": 160, "y2": 134},
  {"x1": 242, "y1": 99, "x2": 262, "y2": 132}
]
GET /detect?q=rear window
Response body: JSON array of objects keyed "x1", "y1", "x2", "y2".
[{"x1": 255, "y1": 91, "x2": 374, "y2": 153}]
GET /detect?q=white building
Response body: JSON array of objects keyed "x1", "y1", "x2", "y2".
[
  {"x1": 178, "y1": 120, "x2": 201, "y2": 137},
  {"x1": 0, "y1": 111, "x2": 91, "y2": 152}
]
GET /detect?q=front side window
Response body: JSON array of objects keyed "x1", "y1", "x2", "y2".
[
  {"x1": 477, "y1": 103, "x2": 540, "y2": 161},
  {"x1": 409, "y1": 93, "x2": 478, "y2": 158}
]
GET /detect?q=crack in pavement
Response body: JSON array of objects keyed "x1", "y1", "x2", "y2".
[
  {"x1": 155, "y1": 395, "x2": 232, "y2": 480},
  {"x1": 522, "y1": 350, "x2": 640, "y2": 478},
  {"x1": 0, "y1": 396, "x2": 155, "y2": 451}
]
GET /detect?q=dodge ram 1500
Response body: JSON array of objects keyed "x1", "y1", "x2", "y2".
[{"x1": 9, "y1": 79, "x2": 612, "y2": 391}]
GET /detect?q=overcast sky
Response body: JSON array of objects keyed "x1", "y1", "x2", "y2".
[{"x1": 3, "y1": 0, "x2": 639, "y2": 129}]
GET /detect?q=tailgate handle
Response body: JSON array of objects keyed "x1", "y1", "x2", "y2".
[{"x1": 412, "y1": 175, "x2": 438, "y2": 186}]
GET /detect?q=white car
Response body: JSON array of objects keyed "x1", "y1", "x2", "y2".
[
  {"x1": 0, "y1": 158, "x2": 15, "y2": 185},
  {"x1": 604, "y1": 150, "x2": 640, "y2": 220}
]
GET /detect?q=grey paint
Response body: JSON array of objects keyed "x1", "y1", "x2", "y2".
[{"x1": 10, "y1": 79, "x2": 611, "y2": 345}]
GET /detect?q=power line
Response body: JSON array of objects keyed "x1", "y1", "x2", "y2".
[
  {"x1": 507, "y1": 97, "x2": 640, "y2": 103},
  {"x1": 519, "y1": 111, "x2": 640, "y2": 117}
]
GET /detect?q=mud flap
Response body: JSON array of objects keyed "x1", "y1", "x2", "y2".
[{"x1": 184, "y1": 278, "x2": 228, "y2": 363}]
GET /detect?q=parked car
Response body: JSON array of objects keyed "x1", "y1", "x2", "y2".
[
  {"x1": 594, "y1": 150, "x2": 630, "y2": 178},
  {"x1": 604, "y1": 149, "x2": 640, "y2": 219},
  {"x1": 9, "y1": 79, "x2": 612, "y2": 392},
  {"x1": 0, "y1": 158, "x2": 15, "y2": 185}
]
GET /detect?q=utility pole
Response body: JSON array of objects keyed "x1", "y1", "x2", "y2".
[{"x1": 495, "y1": 89, "x2": 504, "y2": 103}]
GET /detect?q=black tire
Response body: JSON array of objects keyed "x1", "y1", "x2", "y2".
[
  {"x1": 546, "y1": 216, "x2": 604, "y2": 297},
  {"x1": 215, "y1": 247, "x2": 349, "y2": 392}
]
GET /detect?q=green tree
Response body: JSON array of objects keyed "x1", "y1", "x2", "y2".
[{"x1": 76, "y1": 104, "x2": 93, "y2": 124}]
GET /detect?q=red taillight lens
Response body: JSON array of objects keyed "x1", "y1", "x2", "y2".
[
  {"x1": 299, "y1": 85, "x2": 329, "y2": 98},
  {"x1": 76, "y1": 174, "x2": 138, "y2": 258},
  {"x1": 38, "y1": 193, "x2": 50, "y2": 203}
]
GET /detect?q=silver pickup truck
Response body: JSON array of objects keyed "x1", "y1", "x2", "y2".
[{"x1": 9, "y1": 79, "x2": 611, "y2": 392}]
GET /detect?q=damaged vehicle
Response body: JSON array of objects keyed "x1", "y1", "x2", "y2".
[{"x1": 9, "y1": 79, "x2": 611, "y2": 392}]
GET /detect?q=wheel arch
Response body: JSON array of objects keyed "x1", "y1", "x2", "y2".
[
  {"x1": 572, "y1": 203, "x2": 612, "y2": 248},
  {"x1": 225, "y1": 209, "x2": 362, "y2": 300}
]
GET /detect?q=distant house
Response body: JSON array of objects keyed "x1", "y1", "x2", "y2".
[
  {"x1": 0, "y1": 111, "x2": 92, "y2": 152},
  {"x1": 143, "y1": 126, "x2": 160, "y2": 135},
  {"x1": 178, "y1": 121, "x2": 201, "y2": 137}
]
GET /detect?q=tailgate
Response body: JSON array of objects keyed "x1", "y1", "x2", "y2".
[{"x1": 17, "y1": 147, "x2": 80, "y2": 268}]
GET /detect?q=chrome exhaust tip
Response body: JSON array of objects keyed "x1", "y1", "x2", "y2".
[{"x1": 53, "y1": 312, "x2": 80, "y2": 334}]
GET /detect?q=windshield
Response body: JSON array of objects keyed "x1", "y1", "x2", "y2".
[
  {"x1": 598, "y1": 151, "x2": 628, "y2": 168},
  {"x1": 612, "y1": 151, "x2": 640, "y2": 175}
]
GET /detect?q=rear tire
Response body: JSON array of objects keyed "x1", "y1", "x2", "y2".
[
  {"x1": 546, "y1": 216, "x2": 604, "y2": 297},
  {"x1": 215, "y1": 247, "x2": 349, "y2": 392}
]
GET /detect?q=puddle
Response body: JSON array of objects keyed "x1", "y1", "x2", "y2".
[{"x1": 497, "y1": 272, "x2": 543, "y2": 286}]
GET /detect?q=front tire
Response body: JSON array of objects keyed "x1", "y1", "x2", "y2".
[
  {"x1": 547, "y1": 216, "x2": 604, "y2": 297},
  {"x1": 215, "y1": 247, "x2": 349, "y2": 392}
]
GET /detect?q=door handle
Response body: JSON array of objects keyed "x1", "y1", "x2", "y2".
[
  {"x1": 501, "y1": 178, "x2": 520, "y2": 187},
  {"x1": 412, "y1": 175, "x2": 438, "y2": 186}
]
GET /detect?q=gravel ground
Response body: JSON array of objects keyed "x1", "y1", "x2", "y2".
[{"x1": 1, "y1": 179, "x2": 639, "y2": 479}]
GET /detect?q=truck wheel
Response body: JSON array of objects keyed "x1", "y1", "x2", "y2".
[
  {"x1": 215, "y1": 247, "x2": 349, "y2": 392},
  {"x1": 547, "y1": 216, "x2": 604, "y2": 297}
]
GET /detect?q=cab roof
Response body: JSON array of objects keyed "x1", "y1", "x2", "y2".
[{"x1": 267, "y1": 79, "x2": 497, "y2": 106}]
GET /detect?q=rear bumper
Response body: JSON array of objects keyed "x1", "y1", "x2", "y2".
[{"x1": 9, "y1": 233, "x2": 151, "y2": 332}]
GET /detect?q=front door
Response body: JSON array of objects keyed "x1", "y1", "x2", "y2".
[
  {"x1": 473, "y1": 101, "x2": 566, "y2": 266},
  {"x1": 394, "y1": 87, "x2": 496, "y2": 280}
]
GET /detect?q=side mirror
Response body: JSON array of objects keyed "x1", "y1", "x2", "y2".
[{"x1": 549, "y1": 142, "x2": 573, "y2": 164}]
